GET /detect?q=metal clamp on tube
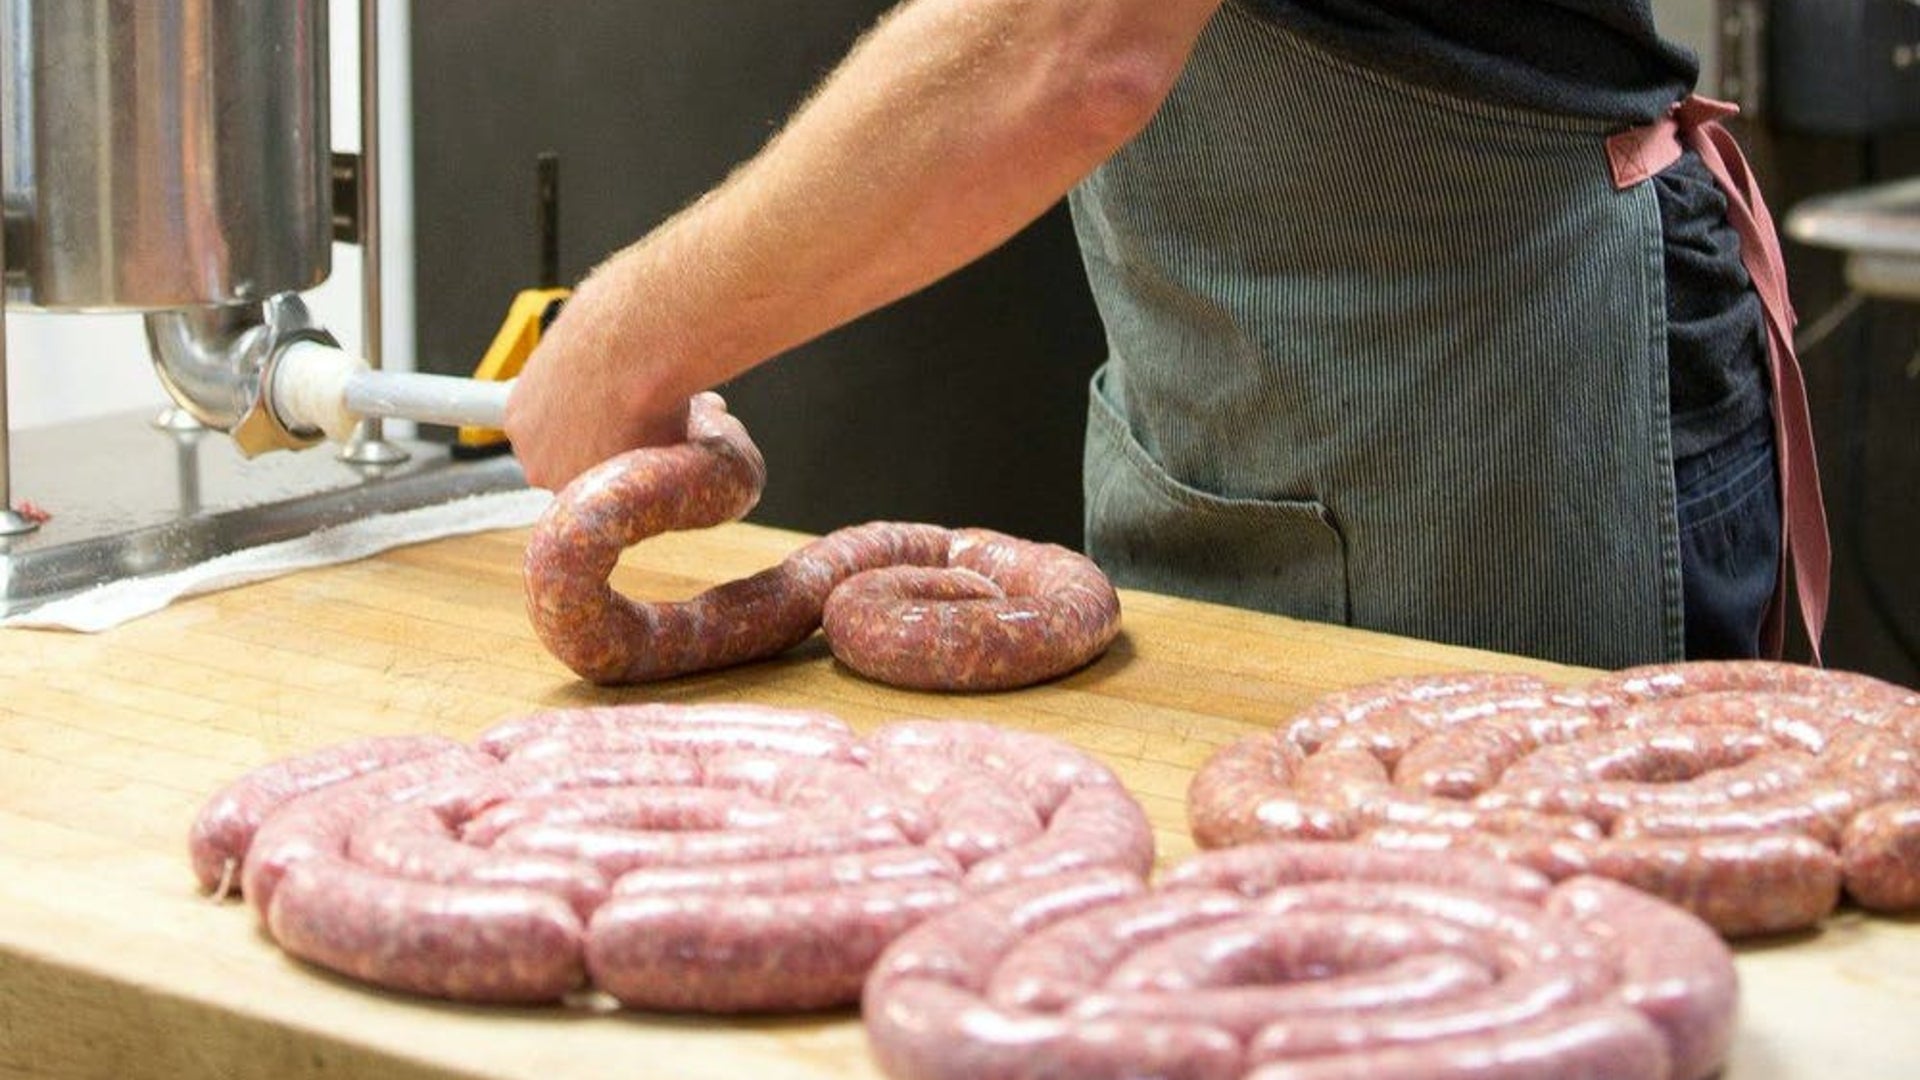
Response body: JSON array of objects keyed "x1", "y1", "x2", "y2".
[{"x1": 144, "y1": 294, "x2": 347, "y2": 457}]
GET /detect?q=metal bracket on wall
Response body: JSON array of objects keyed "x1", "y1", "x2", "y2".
[
  {"x1": 331, "y1": 151, "x2": 362, "y2": 245},
  {"x1": 1715, "y1": 0, "x2": 1768, "y2": 117}
]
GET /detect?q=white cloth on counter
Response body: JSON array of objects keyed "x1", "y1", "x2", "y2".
[{"x1": 2, "y1": 488, "x2": 553, "y2": 634}]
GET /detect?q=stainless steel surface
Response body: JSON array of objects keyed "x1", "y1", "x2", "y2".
[
  {"x1": 0, "y1": 318, "x2": 25, "y2": 533},
  {"x1": 339, "y1": 0, "x2": 408, "y2": 468},
  {"x1": 343, "y1": 371, "x2": 513, "y2": 431},
  {"x1": 0, "y1": 94, "x2": 32, "y2": 539},
  {"x1": 0, "y1": 411, "x2": 525, "y2": 616},
  {"x1": 1, "y1": 1, "x2": 331, "y2": 311}
]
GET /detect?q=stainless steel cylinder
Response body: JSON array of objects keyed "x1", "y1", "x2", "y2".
[{"x1": 2, "y1": 0, "x2": 331, "y2": 311}]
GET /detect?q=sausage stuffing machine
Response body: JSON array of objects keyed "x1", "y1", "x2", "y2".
[{"x1": 0, "y1": 0, "x2": 523, "y2": 615}]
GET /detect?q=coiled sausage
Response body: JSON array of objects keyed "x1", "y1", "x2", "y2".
[
  {"x1": 1187, "y1": 660, "x2": 1920, "y2": 935},
  {"x1": 522, "y1": 393, "x2": 1121, "y2": 692},
  {"x1": 861, "y1": 843, "x2": 1735, "y2": 1080},
  {"x1": 188, "y1": 733, "x2": 468, "y2": 895},
  {"x1": 190, "y1": 704, "x2": 1153, "y2": 1010}
]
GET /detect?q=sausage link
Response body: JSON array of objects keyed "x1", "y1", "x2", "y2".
[
  {"x1": 1099, "y1": 911, "x2": 1501, "y2": 1030},
  {"x1": 985, "y1": 890, "x2": 1252, "y2": 1012},
  {"x1": 1841, "y1": 800, "x2": 1920, "y2": 911},
  {"x1": 702, "y1": 753, "x2": 936, "y2": 843},
  {"x1": 1614, "y1": 691, "x2": 1838, "y2": 753},
  {"x1": 865, "y1": 722, "x2": 1156, "y2": 888},
  {"x1": 239, "y1": 748, "x2": 495, "y2": 917},
  {"x1": 1337, "y1": 783, "x2": 1603, "y2": 841},
  {"x1": 1279, "y1": 674, "x2": 1554, "y2": 754},
  {"x1": 1242, "y1": 1004, "x2": 1669, "y2": 1080},
  {"x1": 610, "y1": 845, "x2": 959, "y2": 899},
  {"x1": 1072, "y1": 953, "x2": 1496, "y2": 1040},
  {"x1": 1495, "y1": 725, "x2": 1777, "y2": 789},
  {"x1": 267, "y1": 854, "x2": 585, "y2": 1003},
  {"x1": 588, "y1": 879, "x2": 962, "y2": 1012},
  {"x1": 863, "y1": 871, "x2": 1241, "y2": 1080},
  {"x1": 1546, "y1": 875, "x2": 1736, "y2": 1080},
  {"x1": 348, "y1": 803, "x2": 609, "y2": 919},
  {"x1": 1393, "y1": 709, "x2": 1608, "y2": 799},
  {"x1": 188, "y1": 734, "x2": 466, "y2": 894},
  {"x1": 1366, "y1": 830, "x2": 1841, "y2": 937},
  {"x1": 1390, "y1": 703, "x2": 1597, "y2": 795},
  {"x1": 1316, "y1": 689, "x2": 1608, "y2": 776},
  {"x1": 491, "y1": 815, "x2": 907, "y2": 881},
  {"x1": 1288, "y1": 742, "x2": 1587, "y2": 838},
  {"x1": 963, "y1": 784, "x2": 1156, "y2": 890},
  {"x1": 523, "y1": 393, "x2": 802, "y2": 684},
  {"x1": 1611, "y1": 785, "x2": 1860, "y2": 846},
  {"x1": 867, "y1": 869, "x2": 1148, "y2": 994},
  {"x1": 909, "y1": 764, "x2": 1045, "y2": 868},
  {"x1": 1818, "y1": 728, "x2": 1920, "y2": 802},
  {"x1": 461, "y1": 785, "x2": 789, "y2": 847},
  {"x1": 1596, "y1": 660, "x2": 1918, "y2": 716},
  {"x1": 870, "y1": 719, "x2": 1128, "y2": 816},
  {"x1": 1242, "y1": 889, "x2": 1615, "y2": 1062},
  {"x1": 1187, "y1": 735, "x2": 1355, "y2": 849},
  {"x1": 1159, "y1": 842, "x2": 1553, "y2": 904},
  {"x1": 1479, "y1": 749, "x2": 1821, "y2": 830},
  {"x1": 820, "y1": 528, "x2": 1122, "y2": 692},
  {"x1": 865, "y1": 978, "x2": 1245, "y2": 1080}
]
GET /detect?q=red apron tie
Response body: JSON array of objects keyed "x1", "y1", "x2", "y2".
[{"x1": 1605, "y1": 95, "x2": 1830, "y2": 663}]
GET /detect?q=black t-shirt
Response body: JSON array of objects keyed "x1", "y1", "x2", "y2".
[{"x1": 1254, "y1": 0, "x2": 1770, "y2": 457}]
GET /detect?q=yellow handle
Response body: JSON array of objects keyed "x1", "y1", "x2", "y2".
[{"x1": 458, "y1": 286, "x2": 570, "y2": 449}]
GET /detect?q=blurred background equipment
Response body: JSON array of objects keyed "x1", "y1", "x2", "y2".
[
  {"x1": 1652, "y1": 0, "x2": 1920, "y2": 684},
  {"x1": 0, "y1": 0, "x2": 524, "y2": 614}
]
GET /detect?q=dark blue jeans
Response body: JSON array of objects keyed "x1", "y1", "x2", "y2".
[{"x1": 1676, "y1": 415, "x2": 1781, "y2": 659}]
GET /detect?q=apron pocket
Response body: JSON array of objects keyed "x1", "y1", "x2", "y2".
[{"x1": 1083, "y1": 367, "x2": 1349, "y2": 622}]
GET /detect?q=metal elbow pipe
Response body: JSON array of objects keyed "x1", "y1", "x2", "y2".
[{"x1": 143, "y1": 293, "x2": 340, "y2": 457}]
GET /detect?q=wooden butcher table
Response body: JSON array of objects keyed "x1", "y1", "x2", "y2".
[{"x1": 2, "y1": 521, "x2": 1915, "y2": 1079}]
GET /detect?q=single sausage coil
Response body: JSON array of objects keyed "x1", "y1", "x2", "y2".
[
  {"x1": 188, "y1": 705, "x2": 1153, "y2": 1009},
  {"x1": 863, "y1": 843, "x2": 1737, "y2": 1080},
  {"x1": 524, "y1": 392, "x2": 1122, "y2": 691},
  {"x1": 1188, "y1": 660, "x2": 1920, "y2": 936}
]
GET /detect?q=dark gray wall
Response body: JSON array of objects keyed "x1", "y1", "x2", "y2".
[{"x1": 409, "y1": 1, "x2": 1106, "y2": 547}]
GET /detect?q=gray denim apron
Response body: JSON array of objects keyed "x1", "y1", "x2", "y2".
[{"x1": 1072, "y1": 2, "x2": 1684, "y2": 668}]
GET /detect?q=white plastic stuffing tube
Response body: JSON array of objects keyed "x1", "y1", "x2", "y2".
[{"x1": 271, "y1": 340, "x2": 513, "y2": 444}]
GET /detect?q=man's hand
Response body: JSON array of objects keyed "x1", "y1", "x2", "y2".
[{"x1": 503, "y1": 271, "x2": 690, "y2": 491}]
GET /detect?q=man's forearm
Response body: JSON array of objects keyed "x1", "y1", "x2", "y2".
[{"x1": 579, "y1": 0, "x2": 1221, "y2": 412}]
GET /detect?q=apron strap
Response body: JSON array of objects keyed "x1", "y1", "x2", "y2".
[{"x1": 1604, "y1": 94, "x2": 1830, "y2": 664}]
